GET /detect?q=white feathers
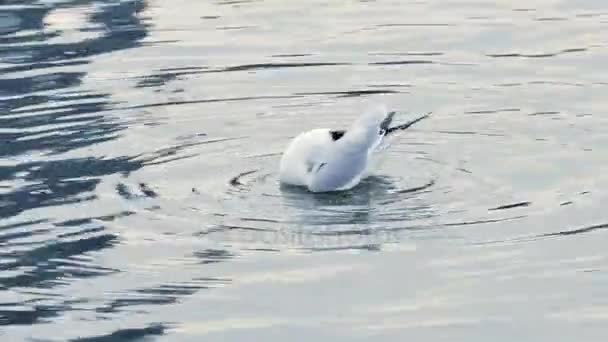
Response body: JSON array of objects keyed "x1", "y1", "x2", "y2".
[
  {"x1": 343, "y1": 105, "x2": 389, "y2": 153},
  {"x1": 279, "y1": 106, "x2": 394, "y2": 193},
  {"x1": 278, "y1": 128, "x2": 334, "y2": 187}
]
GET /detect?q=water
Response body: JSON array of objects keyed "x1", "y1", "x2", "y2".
[{"x1": 1, "y1": 0, "x2": 608, "y2": 340}]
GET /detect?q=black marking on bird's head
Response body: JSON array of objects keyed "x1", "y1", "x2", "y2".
[{"x1": 330, "y1": 130, "x2": 346, "y2": 141}]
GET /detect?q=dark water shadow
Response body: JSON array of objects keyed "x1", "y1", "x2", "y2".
[
  {"x1": 0, "y1": 0, "x2": 156, "y2": 329},
  {"x1": 475, "y1": 222, "x2": 608, "y2": 247},
  {"x1": 486, "y1": 47, "x2": 587, "y2": 59},
  {"x1": 70, "y1": 323, "x2": 168, "y2": 342},
  {"x1": 95, "y1": 277, "x2": 231, "y2": 314},
  {"x1": 0, "y1": 0, "x2": 149, "y2": 67}
]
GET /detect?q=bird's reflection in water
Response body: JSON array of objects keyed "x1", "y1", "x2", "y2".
[
  {"x1": 280, "y1": 175, "x2": 431, "y2": 226},
  {"x1": 278, "y1": 176, "x2": 435, "y2": 251}
]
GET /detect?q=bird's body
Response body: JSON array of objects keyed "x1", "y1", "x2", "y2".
[{"x1": 279, "y1": 106, "x2": 431, "y2": 193}]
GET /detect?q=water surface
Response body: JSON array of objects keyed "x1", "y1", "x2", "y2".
[{"x1": 1, "y1": 0, "x2": 608, "y2": 340}]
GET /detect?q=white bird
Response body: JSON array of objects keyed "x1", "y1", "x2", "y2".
[{"x1": 279, "y1": 106, "x2": 431, "y2": 192}]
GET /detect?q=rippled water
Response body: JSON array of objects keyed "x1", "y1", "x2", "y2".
[{"x1": 1, "y1": 0, "x2": 608, "y2": 340}]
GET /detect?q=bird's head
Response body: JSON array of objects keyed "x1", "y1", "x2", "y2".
[{"x1": 346, "y1": 105, "x2": 395, "y2": 151}]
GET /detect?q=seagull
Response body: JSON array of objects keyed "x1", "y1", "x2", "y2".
[{"x1": 279, "y1": 106, "x2": 431, "y2": 192}]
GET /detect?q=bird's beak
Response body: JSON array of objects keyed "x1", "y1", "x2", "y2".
[{"x1": 380, "y1": 111, "x2": 396, "y2": 131}]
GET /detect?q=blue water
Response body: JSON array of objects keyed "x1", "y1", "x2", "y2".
[{"x1": 1, "y1": 0, "x2": 608, "y2": 340}]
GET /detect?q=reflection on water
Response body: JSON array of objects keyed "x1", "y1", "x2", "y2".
[
  {"x1": 2, "y1": 0, "x2": 608, "y2": 340},
  {"x1": 279, "y1": 175, "x2": 435, "y2": 226},
  {"x1": 0, "y1": 0, "x2": 151, "y2": 332}
]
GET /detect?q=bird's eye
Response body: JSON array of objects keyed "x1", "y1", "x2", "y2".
[{"x1": 379, "y1": 129, "x2": 386, "y2": 136}]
